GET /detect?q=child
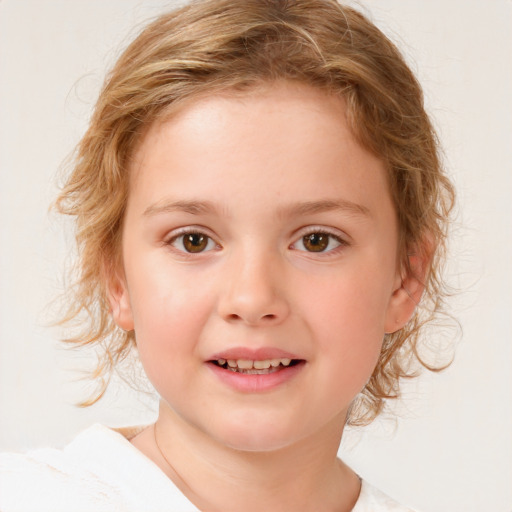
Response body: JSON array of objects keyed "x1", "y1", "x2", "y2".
[{"x1": 0, "y1": 0, "x2": 455, "y2": 510}]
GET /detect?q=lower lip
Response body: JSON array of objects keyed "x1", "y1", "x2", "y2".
[{"x1": 207, "y1": 362, "x2": 305, "y2": 393}]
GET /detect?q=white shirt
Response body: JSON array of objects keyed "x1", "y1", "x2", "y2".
[{"x1": 0, "y1": 424, "x2": 417, "y2": 511}]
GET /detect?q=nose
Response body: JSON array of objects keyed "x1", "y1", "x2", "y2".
[{"x1": 217, "y1": 250, "x2": 290, "y2": 326}]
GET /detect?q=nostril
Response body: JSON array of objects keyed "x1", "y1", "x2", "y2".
[{"x1": 225, "y1": 312, "x2": 277, "y2": 324}]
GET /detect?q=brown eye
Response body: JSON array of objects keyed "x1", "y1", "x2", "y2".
[
  {"x1": 302, "y1": 233, "x2": 329, "y2": 252},
  {"x1": 182, "y1": 233, "x2": 209, "y2": 253},
  {"x1": 169, "y1": 230, "x2": 217, "y2": 254}
]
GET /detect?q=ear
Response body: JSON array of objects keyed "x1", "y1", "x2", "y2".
[
  {"x1": 106, "y1": 269, "x2": 134, "y2": 332},
  {"x1": 384, "y1": 246, "x2": 431, "y2": 334}
]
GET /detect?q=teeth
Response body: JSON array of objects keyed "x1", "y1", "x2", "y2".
[
  {"x1": 216, "y1": 358, "x2": 294, "y2": 370},
  {"x1": 253, "y1": 360, "x2": 271, "y2": 369}
]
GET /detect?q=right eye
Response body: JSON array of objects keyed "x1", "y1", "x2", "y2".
[{"x1": 168, "y1": 231, "x2": 217, "y2": 253}]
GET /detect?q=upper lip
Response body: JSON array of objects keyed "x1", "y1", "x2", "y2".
[{"x1": 208, "y1": 347, "x2": 302, "y2": 361}]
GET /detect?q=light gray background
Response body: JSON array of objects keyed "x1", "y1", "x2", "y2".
[{"x1": 1, "y1": 1, "x2": 511, "y2": 511}]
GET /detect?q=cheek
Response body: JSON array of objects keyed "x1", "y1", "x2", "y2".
[
  {"x1": 126, "y1": 268, "x2": 216, "y2": 382},
  {"x1": 298, "y1": 269, "x2": 392, "y2": 390},
  {"x1": 303, "y1": 270, "x2": 393, "y2": 343}
]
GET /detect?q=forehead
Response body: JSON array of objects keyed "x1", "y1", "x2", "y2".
[
  {"x1": 133, "y1": 82, "x2": 348, "y2": 156},
  {"x1": 127, "y1": 81, "x2": 391, "y2": 219}
]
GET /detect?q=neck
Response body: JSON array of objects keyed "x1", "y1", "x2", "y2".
[{"x1": 136, "y1": 401, "x2": 360, "y2": 512}]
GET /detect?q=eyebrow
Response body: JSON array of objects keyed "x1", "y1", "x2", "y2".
[
  {"x1": 277, "y1": 199, "x2": 371, "y2": 218},
  {"x1": 143, "y1": 198, "x2": 370, "y2": 218},
  {"x1": 144, "y1": 200, "x2": 218, "y2": 217}
]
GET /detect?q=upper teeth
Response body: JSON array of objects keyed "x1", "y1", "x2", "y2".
[{"x1": 218, "y1": 358, "x2": 292, "y2": 369}]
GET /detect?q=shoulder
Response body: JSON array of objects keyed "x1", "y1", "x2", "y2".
[
  {"x1": 0, "y1": 424, "x2": 198, "y2": 512},
  {"x1": 352, "y1": 480, "x2": 419, "y2": 512},
  {"x1": 0, "y1": 425, "x2": 120, "y2": 512}
]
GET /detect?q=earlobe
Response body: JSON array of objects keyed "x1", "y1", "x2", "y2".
[
  {"x1": 384, "y1": 251, "x2": 429, "y2": 334},
  {"x1": 107, "y1": 272, "x2": 134, "y2": 332}
]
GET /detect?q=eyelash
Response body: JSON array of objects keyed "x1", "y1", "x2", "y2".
[
  {"x1": 291, "y1": 228, "x2": 348, "y2": 255},
  {"x1": 165, "y1": 227, "x2": 219, "y2": 254},
  {"x1": 164, "y1": 227, "x2": 348, "y2": 255}
]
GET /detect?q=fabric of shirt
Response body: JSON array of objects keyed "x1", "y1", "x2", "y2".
[{"x1": 0, "y1": 424, "x2": 417, "y2": 511}]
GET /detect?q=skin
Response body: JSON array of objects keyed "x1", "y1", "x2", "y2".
[{"x1": 109, "y1": 81, "x2": 423, "y2": 511}]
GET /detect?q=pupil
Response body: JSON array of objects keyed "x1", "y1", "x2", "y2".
[
  {"x1": 304, "y1": 233, "x2": 328, "y2": 252},
  {"x1": 184, "y1": 233, "x2": 207, "y2": 253}
]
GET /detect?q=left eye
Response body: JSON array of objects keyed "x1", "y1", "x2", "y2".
[
  {"x1": 170, "y1": 232, "x2": 217, "y2": 253},
  {"x1": 293, "y1": 232, "x2": 343, "y2": 253}
]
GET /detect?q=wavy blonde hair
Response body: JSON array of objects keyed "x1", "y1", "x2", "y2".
[{"x1": 56, "y1": 0, "x2": 455, "y2": 424}]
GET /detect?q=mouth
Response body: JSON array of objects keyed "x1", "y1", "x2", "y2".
[
  {"x1": 209, "y1": 358, "x2": 304, "y2": 375},
  {"x1": 206, "y1": 350, "x2": 306, "y2": 392}
]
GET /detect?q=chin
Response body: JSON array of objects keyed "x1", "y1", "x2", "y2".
[{"x1": 206, "y1": 414, "x2": 306, "y2": 453}]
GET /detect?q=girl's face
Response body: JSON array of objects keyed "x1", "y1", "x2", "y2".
[{"x1": 111, "y1": 82, "x2": 413, "y2": 451}]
